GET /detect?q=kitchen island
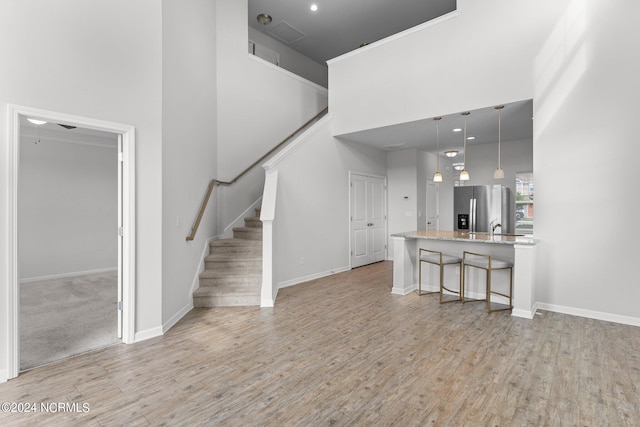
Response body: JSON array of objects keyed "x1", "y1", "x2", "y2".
[{"x1": 391, "y1": 230, "x2": 538, "y2": 319}]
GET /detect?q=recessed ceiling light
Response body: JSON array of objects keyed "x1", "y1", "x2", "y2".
[
  {"x1": 452, "y1": 163, "x2": 465, "y2": 171},
  {"x1": 445, "y1": 150, "x2": 458, "y2": 157},
  {"x1": 310, "y1": 4, "x2": 318, "y2": 12},
  {"x1": 467, "y1": 136, "x2": 475, "y2": 140},
  {"x1": 256, "y1": 13, "x2": 272, "y2": 25},
  {"x1": 453, "y1": 128, "x2": 462, "y2": 132},
  {"x1": 27, "y1": 118, "x2": 47, "y2": 125}
]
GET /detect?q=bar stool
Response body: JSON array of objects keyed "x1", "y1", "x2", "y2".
[
  {"x1": 418, "y1": 248, "x2": 463, "y2": 304},
  {"x1": 462, "y1": 251, "x2": 513, "y2": 313}
]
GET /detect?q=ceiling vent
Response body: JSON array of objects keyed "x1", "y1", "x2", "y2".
[{"x1": 266, "y1": 21, "x2": 305, "y2": 45}]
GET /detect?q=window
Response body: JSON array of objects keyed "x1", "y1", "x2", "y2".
[{"x1": 515, "y1": 173, "x2": 534, "y2": 235}]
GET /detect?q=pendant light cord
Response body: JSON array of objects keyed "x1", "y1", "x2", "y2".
[
  {"x1": 463, "y1": 115, "x2": 467, "y2": 166},
  {"x1": 436, "y1": 118, "x2": 440, "y2": 172},
  {"x1": 498, "y1": 108, "x2": 501, "y2": 169}
]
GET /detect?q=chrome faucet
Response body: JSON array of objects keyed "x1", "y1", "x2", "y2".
[{"x1": 490, "y1": 219, "x2": 502, "y2": 235}]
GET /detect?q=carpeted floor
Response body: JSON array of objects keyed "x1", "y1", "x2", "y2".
[{"x1": 20, "y1": 271, "x2": 120, "y2": 370}]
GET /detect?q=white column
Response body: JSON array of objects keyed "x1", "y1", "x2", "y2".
[
  {"x1": 391, "y1": 236, "x2": 416, "y2": 295},
  {"x1": 511, "y1": 243, "x2": 538, "y2": 319},
  {"x1": 260, "y1": 170, "x2": 278, "y2": 307}
]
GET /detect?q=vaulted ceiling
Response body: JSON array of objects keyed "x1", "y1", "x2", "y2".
[
  {"x1": 248, "y1": 0, "x2": 457, "y2": 64},
  {"x1": 247, "y1": 1, "x2": 533, "y2": 154}
]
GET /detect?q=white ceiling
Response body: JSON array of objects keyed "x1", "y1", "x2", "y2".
[
  {"x1": 20, "y1": 116, "x2": 118, "y2": 144},
  {"x1": 248, "y1": 1, "x2": 532, "y2": 157},
  {"x1": 336, "y1": 100, "x2": 534, "y2": 155},
  {"x1": 248, "y1": 0, "x2": 457, "y2": 64}
]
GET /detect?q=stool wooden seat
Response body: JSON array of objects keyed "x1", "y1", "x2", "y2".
[
  {"x1": 462, "y1": 251, "x2": 513, "y2": 313},
  {"x1": 418, "y1": 248, "x2": 463, "y2": 303}
]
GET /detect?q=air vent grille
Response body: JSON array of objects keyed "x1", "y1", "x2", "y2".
[{"x1": 266, "y1": 21, "x2": 305, "y2": 45}]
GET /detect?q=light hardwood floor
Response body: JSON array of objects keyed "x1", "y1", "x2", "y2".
[{"x1": 1, "y1": 261, "x2": 639, "y2": 426}]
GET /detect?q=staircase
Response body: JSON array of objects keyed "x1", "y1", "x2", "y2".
[{"x1": 193, "y1": 208, "x2": 262, "y2": 307}]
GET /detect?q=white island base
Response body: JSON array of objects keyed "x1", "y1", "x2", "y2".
[{"x1": 391, "y1": 230, "x2": 538, "y2": 319}]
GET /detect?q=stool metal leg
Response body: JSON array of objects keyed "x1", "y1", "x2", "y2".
[{"x1": 486, "y1": 268, "x2": 491, "y2": 313}]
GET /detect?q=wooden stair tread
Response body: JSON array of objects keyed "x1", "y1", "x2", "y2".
[
  {"x1": 193, "y1": 286, "x2": 260, "y2": 297},
  {"x1": 199, "y1": 270, "x2": 262, "y2": 279}
]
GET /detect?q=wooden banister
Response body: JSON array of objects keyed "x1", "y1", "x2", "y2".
[{"x1": 186, "y1": 107, "x2": 328, "y2": 241}]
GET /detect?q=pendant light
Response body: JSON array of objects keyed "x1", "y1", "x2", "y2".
[
  {"x1": 459, "y1": 112, "x2": 470, "y2": 181},
  {"x1": 433, "y1": 117, "x2": 443, "y2": 183},
  {"x1": 494, "y1": 105, "x2": 505, "y2": 179}
]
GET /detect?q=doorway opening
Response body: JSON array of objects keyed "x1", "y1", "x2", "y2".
[
  {"x1": 426, "y1": 179, "x2": 440, "y2": 230},
  {"x1": 6, "y1": 105, "x2": 136, "y2": 380}
]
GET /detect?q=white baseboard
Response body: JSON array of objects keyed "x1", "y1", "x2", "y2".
[
  {"x1": 278, "y1": 266, "x2": 350, "y2": 289},
  {"x1": 134, "y1": 326, "x2": 163, "y2": 343},
  {"x1": 537, "y1": 302, "x2": 640, "y2": 327},
  {"x1": 20, "y1": 267, "x2": 118, "y2": 284},
  {"x1": 261, "y1": 296, "x2": 275, "y2": 308},
  {"x1": 512, "y1": 302, "x2": 538, "y2": 319},
  {"x1": 511, "y1": 308, "x2": 535, "y2": 319},
  {"x1": 0, "y1": 369, "x2": 7, "y2": 383},
  {"x1": 163, "y1": 303, "x2": 193, "y2": 333},
  {"x1": 391, "y1": 284, "x2": 417, "y2": 296}
]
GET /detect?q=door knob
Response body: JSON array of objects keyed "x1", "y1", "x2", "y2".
[{"x1": 367, "y1": 223, "x2": 374, "y2": 226}]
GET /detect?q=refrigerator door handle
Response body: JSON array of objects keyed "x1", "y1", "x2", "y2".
[{"x1": 470, "y1": 198, "x2": 476, "y2": 233}]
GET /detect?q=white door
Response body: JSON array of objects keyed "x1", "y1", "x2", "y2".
[
  {"x1": 426, "y1": 180, "x2": 439, "y2": 230},
  {"x1": 350, "y1": 173, "x2": 386, "y2": 268}
]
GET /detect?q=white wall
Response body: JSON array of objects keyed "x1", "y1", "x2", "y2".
[
  {"x1": 532, "y1": 1, "x2": 640, "y2": 319},
  {"x1": 162, "y1": 0, "x2": 218, "y2": 329},
  {"x1": 456, "y1": 138, "x2": 533, "y2": 196},
  {"x1": 248, "y1": 27, "x2": 328, "y2": 88},
  {"x1": 329, "y1": 0, "x2": 557, "y2": 136},
  {"x1": 387, "y1": 150, "x2": 418, "y2": 259},
  {"x1": 216, "y1": 0, "x2": 328, "y2": 232},
  {"x1": 19, "y1": 128, "x2": 118, "y2": 279},
  {"x1": 328, "y1": 0, "x2": 640, "y2": 321},
  {"x1": 416, "y1": 151, "x2": 429, "y2": 231},
  {"x1": 266, "y1": 117, "x2": 387, "y2": 288},
  {"x1": 1, "y1": 0, "x2": 163, "y2": 375}
]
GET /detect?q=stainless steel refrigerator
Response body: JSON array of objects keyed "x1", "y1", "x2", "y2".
[{"x1": 454, "y1": 185, "x2": 514, "y2": 234}]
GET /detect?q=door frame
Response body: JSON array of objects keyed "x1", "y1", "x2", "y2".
[
  {"x1": 6, "y1": 105, "x2": 136, "y2": 380},
  {"x1": 348, "y1": 171, "x2": 388, "y2": 268},
  {"x1": 426, "y1": 178, "x2": 440, "y2": 230}
]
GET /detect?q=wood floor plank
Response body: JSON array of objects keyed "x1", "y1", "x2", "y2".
[{"x1": 1, "y1": 261, "x2": 639, "y2": 426}]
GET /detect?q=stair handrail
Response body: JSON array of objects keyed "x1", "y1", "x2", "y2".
[{"x1": 186, "y1": 107, "x2": 328, "y2": 241}]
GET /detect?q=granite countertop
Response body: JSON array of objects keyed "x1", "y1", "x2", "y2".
[{"x1": 391, "y1": 230, "x2": 538, "y2": 246}]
